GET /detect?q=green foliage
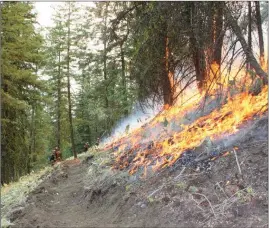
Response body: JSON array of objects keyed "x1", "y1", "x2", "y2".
[
  {"x1": 1, "y1": 2, "x2": 46, "y2": 183},
  {"x1": 236, "y1": 187, "x2": 255, "y2": 203},
  {"x1": 74, "y1": 2, "x2": 138, "y2": 146},
  {"x1": 176, "y1": 182, "x2": 187, "y2": 189},
  {"x1": 148, "y1": 196, "x2": 155, "y2": 203}
]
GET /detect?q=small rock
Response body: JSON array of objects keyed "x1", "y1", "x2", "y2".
[
  {"x1": 162, "y1": 196, "x2": 170, "y2": 204},
  {"x1": 123, "y1": 195, "x2": 129, "y2": 202},
  {"x1": 8, "y1": 206, "x2": 25, "y2": 222},
  {"x1": 60, "y1": 172, "x2": 68, "y2": 178},
  {"x1": 140, "y1": 203, "x2": 147, "y2": 208},
  {"x1": 33, "y1": 186, "x2": 45, "y2": 194},
  {"x1": 136, "y1": 201, "x2": 142, "y2": 207},
  {"x1": 226, "y1": 212, "x2": 234, "y2": 219}
]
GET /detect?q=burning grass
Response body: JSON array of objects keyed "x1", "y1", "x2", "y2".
[{"x1": 105, "y1": 84, "x2": 268, "y2": 176}]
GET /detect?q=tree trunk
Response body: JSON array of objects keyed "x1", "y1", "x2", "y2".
[
  {"x1": 28, "y1": 104, "x2": 35, "y2": 173},
  {"x1": 103, "y1": 3, "x2": 109, "y2": 109},
  {"x1": 188, "y1": 2, "x2": 207, "y2": 91},
  {"x1": 225, "y1": 5, "x2": 268, "y2": 85},
  {"x1": 57, "y1": 48, "x2": 61, "y2": 149},
  {"x1": 1, "y1": 144, "x2": 8, "y2": 184},
  {"x1": 255, "y1": 1, "x2": 265, "y2": 67},
  {"x1": 67, "y1": 2, "x2": 77, "y2": 159},
  {"x1": 206, "y1": 2, "x2": 225, "y2": 89},
  {"x1": 211, "y1": 2, "x2": 224, "y2": 65},
  {"x1": 163, "y1": 36, "x2": 174, "y2": 107},
  {"x1": 120, "y1": 43, "x2": 129, "y2": 116},
  {"x1": 247, "y1": 2, "x2": 252, "y2": 71},
  {"x1": 27, "y1": 65, "x2": 38, "y2": 174}
]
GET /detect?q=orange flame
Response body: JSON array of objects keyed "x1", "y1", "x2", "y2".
[{"x1": 108, "y1": 62, "x2": 268, "y2": 175}]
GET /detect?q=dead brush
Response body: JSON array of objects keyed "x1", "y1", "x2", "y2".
[{"x1": 194, "y1": 187, "x2": 256, "y2": 226}]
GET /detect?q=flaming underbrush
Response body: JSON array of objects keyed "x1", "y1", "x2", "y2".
[{"x1": 103, "y1": 68, "x2": 268, "y2": 176}]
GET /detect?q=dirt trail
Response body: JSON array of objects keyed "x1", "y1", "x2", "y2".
[{"x1": 13, "y1": 162, "x2": 94, "y2": 227}]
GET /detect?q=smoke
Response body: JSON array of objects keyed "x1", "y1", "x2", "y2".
[
  {"x1": 100, "y1": 102, "x2": 162, "y2": 145},
  {"x1": 215, "y1": 115, "x2": 268, "y2": 149},
  {"x1": 101, "y1": 84, "x2": 222, "y2": 147}
]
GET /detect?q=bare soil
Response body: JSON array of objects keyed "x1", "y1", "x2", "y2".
[{"x1": 10, "y1": 116, "x2": 268, "y2": 228}]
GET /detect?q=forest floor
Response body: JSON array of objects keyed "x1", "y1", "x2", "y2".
[{"x1": 6, "y1": 116, "x2": 269, "y2": 228}]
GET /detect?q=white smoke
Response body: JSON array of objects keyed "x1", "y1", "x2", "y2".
[{"x1": 100, "y1": 102, "x2": 162, "y2": 145}]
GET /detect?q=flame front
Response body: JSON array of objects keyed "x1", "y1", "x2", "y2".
[{"x1": 105, "y1": 65, "x2": 268, "y2": 176}]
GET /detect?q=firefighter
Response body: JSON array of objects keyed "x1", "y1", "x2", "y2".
[
  {"x1": 84, "y1": 142, "x2": 89, "y2": 152},
  {"x1": 55, "y1": 147, "x2": 61, "y2": 162}
]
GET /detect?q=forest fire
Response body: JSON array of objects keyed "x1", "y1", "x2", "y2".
[{"x1": 106, "y1": 83, "x2": 268, "y2": 176}]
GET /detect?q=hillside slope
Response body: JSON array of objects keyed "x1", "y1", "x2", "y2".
[{"x1": 8, "y1": 116, "x2": 268, "y2": 228}]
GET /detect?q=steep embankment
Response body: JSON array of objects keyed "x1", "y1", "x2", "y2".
[{"x1": 7, "y1": 116, "x2": 268, "y2": 228}]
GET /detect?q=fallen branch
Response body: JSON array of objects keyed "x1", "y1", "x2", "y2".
[
  {"x1": 215, "y1": 182, "x2": 228, "y2": 199},
  {"x1": 233, "y1": 149, "x2": 242, "y2": 176},
  {"x1": 192, "y1": 192, "x2": 217, "y2": 218},
  {"x1": 174, "y1": 166, "x2": 186, "y2": 180},
  {"x1": 147, "y1": 185, "x2": 164, "y2": 198},
  {"x1": 191, "y1": 194, "x2": 205, "y2": 212}
]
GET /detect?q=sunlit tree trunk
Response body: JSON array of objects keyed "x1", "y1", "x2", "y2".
[
  {"x1": 208, "y1": 2, "x2": 224, "y2": 88},
  {"x1": 163, "y1": 36, "x2": 174, "y2": 107},
  {"x1": 188, "y1": 2, "x2": 207, "y2": 91}
]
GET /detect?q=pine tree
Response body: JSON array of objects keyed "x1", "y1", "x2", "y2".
[
  {"x1": 1, "y1": 2, "x2": 45, "y2": 183},
  {"x1": 44, "y1": 2, "x2": 82, "y2": 158},
  {"x1": 43, "y1": 19, "x2": 70, "y2": 154}
]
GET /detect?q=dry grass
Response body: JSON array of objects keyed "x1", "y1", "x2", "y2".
[{"x1": 1, "y1": 166, "x2": 53, "y2": 227}]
